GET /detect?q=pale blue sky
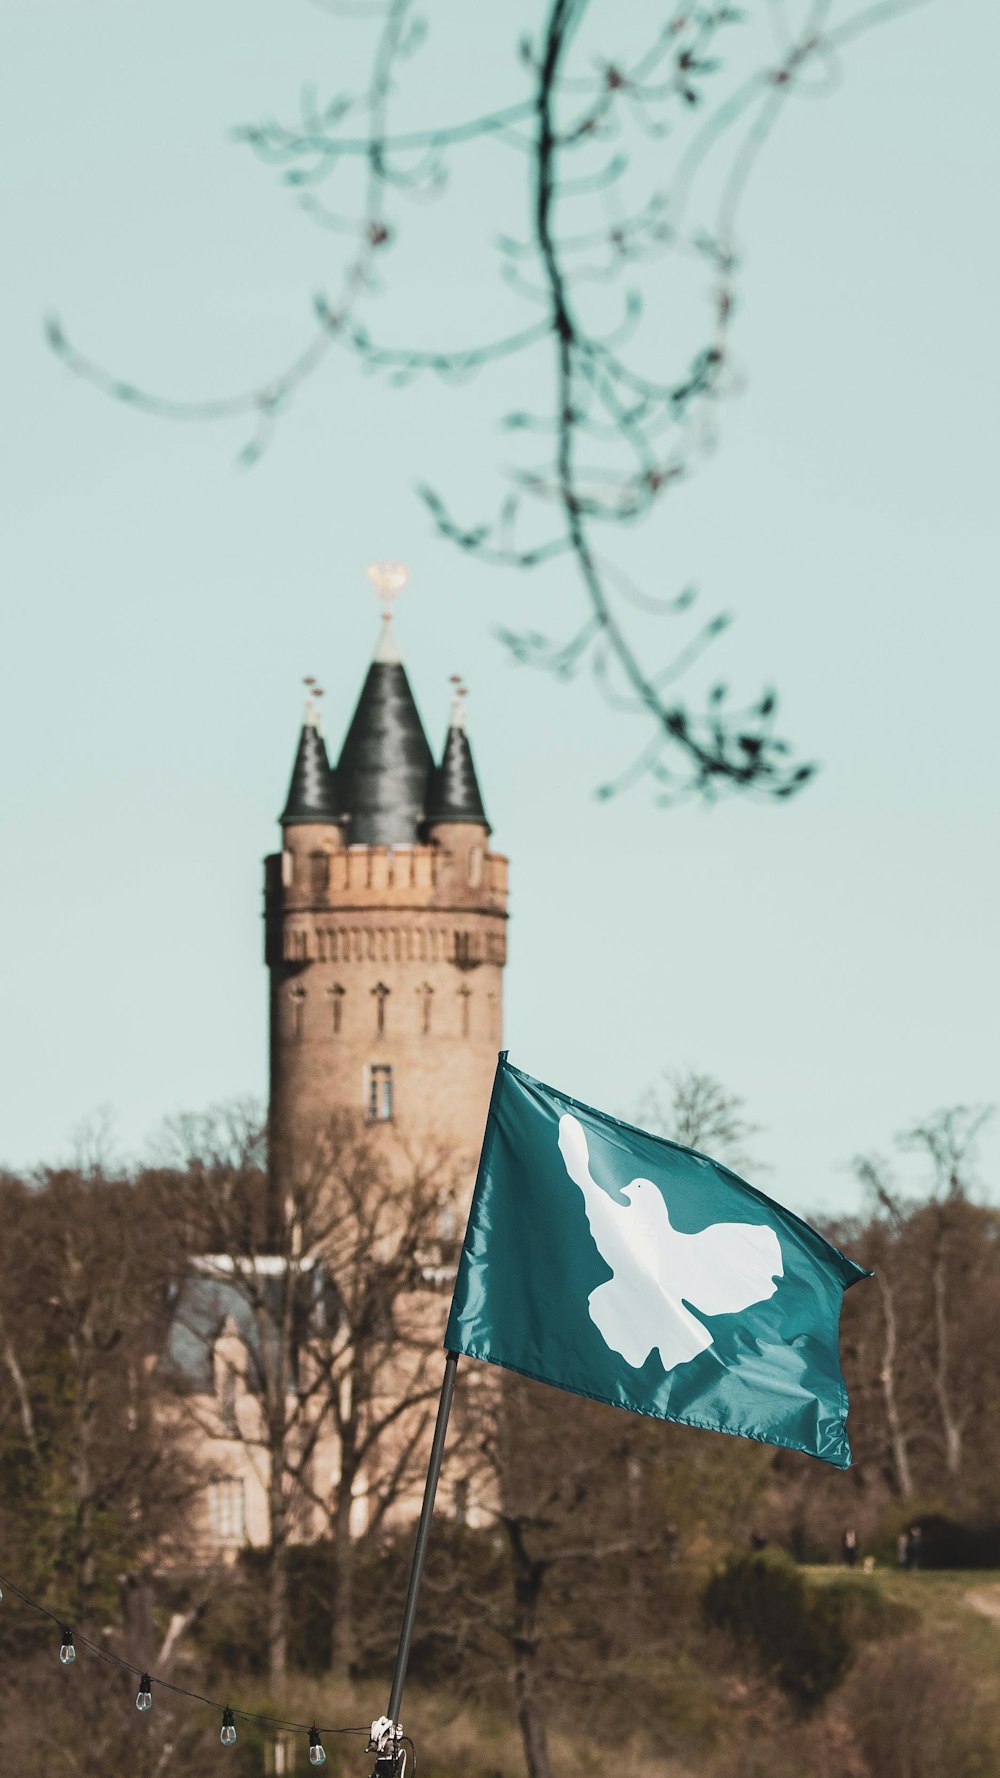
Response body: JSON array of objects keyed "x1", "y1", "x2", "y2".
[{"x1": 2, "y1": 0, "x2": 997, "y2": 1210}]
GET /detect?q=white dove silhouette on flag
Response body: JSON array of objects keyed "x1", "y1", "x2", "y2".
[{"x1": 558, "y1": 1114, "x2": 784, "y2": 1372}]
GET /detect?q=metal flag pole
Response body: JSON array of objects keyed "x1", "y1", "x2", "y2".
[{"x1": 369, "y1": 1349, "x2": 461, "y2": 1778}]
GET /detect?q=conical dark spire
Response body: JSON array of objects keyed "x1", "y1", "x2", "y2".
[
  {"x1": 335, "y1": 619, "x2": 434, "y2": 844},
  {"x1": 426, "y1": 686, "x2": 490, "y2": 831},
  {"x1": 280, "y1": 692, "x2": 340, "y2": 826}
]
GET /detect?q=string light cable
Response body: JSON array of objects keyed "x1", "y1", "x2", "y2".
[{"x1": 0, "y1": 1567, "x2": 416, "y2": 1767}]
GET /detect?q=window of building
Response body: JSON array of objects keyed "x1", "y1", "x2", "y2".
[
  {"x1": 208, "y1": 1478, "x2": 246, "y2": 1545},
  {"x1": 327, "y1": 982, "x2": 345, "y2": 1035},
  {"x1": 367, "y1": 1064, "x2": 393, "y2": 1123},
  {"x1": 458, "y1": 985, "x2": 472, "y2": 1038},
  {"x1": 417, "y1": 981, "x2": 434, "y2": 1035},
  {"x1": 371, "y1": 980, "x2": 390, "y2": 1038},
  {"x1": 288, "y1": 983, "x2": 306, "y2": 1039},
  {"x1": 453, "y1": 1477, "x2": 469, "y2": 1526}
]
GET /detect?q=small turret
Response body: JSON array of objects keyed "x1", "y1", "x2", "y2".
[
  {"x1": 280, "y1": 683, "x2": 341, "y2": 828},
  {"x1": 425, "y1": 681, "x2": 490, "y2": 834}
]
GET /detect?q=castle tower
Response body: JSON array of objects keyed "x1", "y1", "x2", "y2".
[{"x1": 264, "y1": 605, "x2": 509, "y2": 1181}]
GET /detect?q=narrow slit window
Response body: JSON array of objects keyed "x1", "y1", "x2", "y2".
[
  {"x1": 328, "y1": 983, "x2": 345, "y2": 1035},
  {"x1": 371, "y1": 980, "x2": 390, "y2": 1038},
  {"x1": 418, "y1": 982, "x2": 434, "y2": 1035}
]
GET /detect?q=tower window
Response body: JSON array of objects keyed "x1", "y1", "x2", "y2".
[
  {"x1": 328, "y1": 983, "x2": 345, "y2": 1035},
  {"x1": 418, "y1": 981, "x2": 434, "y2": 1035},
  {"x1": 368, "y1": 1065, "x2": 393, "y2": 1123},
  {"x1": 458, "y1": 985, "x2": 472, "y2": 1038},
  {"x1": 288, "y1": 984, "x2": 306, "y2": 1039},
  {"x1": 371, "y1": 980, "x2": 390, "y2": 1039}
]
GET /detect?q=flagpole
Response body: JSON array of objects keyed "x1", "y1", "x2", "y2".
[{"x1": 371, "y1": 1349, "x2": 460, "y2": 1772}]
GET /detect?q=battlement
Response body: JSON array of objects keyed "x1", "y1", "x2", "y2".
[{"x1": 267, "y1": 843, "x2": 508, "y2": 912}]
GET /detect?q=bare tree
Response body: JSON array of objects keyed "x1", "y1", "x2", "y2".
[
  {"x1": 849, "y1": 1105, "x2": 996, "y2": 1504},
  {"x1": 424, "y1": 1365, "x2": 762, "y2": 1778},
  {"x1": 46, "y1": 0, "x2": 929, "y2": 805},
  {"x1": 156, "y1": 1105, "x2": 465, "y2": 1683},
  {"x1": 903, "y1": 1107, "x2": 992, "y2": 1483},
  {"x1": 850, "y1": 1159, "x2": 915, "y2": 1500},
  {"x1": 0, "y1": 1168, "x2": 201, "y2": 1613},
  {"x1": 636, "y1": 1065, "x2": 760, "y2": 1175}
]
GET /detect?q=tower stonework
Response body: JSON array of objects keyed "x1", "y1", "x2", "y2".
[{"x1": 264, "y1": 621, "x2": 508, "y2": 1179}]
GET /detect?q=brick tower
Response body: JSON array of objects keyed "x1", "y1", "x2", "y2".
[{"x1": 264, "y1": 593, "x2": 509, "y2": 1181}]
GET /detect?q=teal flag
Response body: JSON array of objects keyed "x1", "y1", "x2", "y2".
[{"x1": 445, "y1": 1057, "x2": 870, "y2": 1468}]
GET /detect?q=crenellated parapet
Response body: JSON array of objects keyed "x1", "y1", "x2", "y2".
[{"x1": 272, "y1": 840, "x2": 508, "y2": 909}]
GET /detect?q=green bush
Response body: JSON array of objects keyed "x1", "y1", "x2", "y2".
[{"x1": 702, "y1": 1552, "x2": 854, "y2": 1710}]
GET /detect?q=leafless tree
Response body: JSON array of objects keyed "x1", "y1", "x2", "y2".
[
  {"x1": 636, "y1": 1065, "x2": 761, "y2": 1174},
  {"x1": 155, "y1": 1104, "x2": 466, "y2": 1683},
  {"x1": 46, "y1": 0, "x2": 931, "y2": 805},
  {"x1": 848, "y1": 1105, "x2": 996, "y2": 1503},
  {"x1": 0, "y1": 1167, "x2": 202, "y2": 1614}
]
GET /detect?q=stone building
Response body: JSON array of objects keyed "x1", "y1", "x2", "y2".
[
  {"x1": 265, "y1": 610, "x2": 509, "y2": 1180},
  {"x1": 170, "y1": 600, "x2": 508, "y2": 1556}
]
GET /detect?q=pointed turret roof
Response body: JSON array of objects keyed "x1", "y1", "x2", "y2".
[
  {"x1": 280, "y1": 691, "x2": 340, "y2": 826},
  {"x1": 335, "y1": 619, "x2": 434, "y2": 844},
  {"x1": 426, "y1": 685, "x2": 491, "y2": 832}
]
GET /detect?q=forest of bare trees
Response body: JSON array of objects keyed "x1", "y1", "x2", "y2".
[{"x1": 0, "y1": 1082, "x2": 996, "y2": 1778}]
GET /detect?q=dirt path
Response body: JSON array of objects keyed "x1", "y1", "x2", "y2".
[{"x1": 965, "y1": 1585, "x2": 1000, "y2": 1624}]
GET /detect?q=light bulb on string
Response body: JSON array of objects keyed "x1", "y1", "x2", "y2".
[
  {"x1": 221, "y1": 1707, "x2": 237, "y2": 1746},
  {"x1": 136, "y1": 1673, "x2": 153, "y2": 1711},
  {"x1": 59, "y1": 1628, "x2": 75, "y2": 1665},
  {"x1": 308, "y1": 1727, "x2": 327, "y2": 1766}
]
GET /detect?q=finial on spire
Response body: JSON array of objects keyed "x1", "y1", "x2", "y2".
[
  {"x1": 448, "y1": 674, "x2": 468, "y2": 731},
  {"x1": 303, "y1": 676, "x2": 325, "y2": 731},
  {"x1": 368, "y1": 561, "x2": 409, "y2": 663},
  {"x1": 367, "y1": 560, "x2": 409, "y2": 621}
]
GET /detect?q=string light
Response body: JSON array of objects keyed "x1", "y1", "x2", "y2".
[
  {"x1": 0, "y1": 1564, "x2": 385, "y2": 1764},
  {"x1": 0, "y1": 1566, "x2": 418, "y2": 1776}
]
